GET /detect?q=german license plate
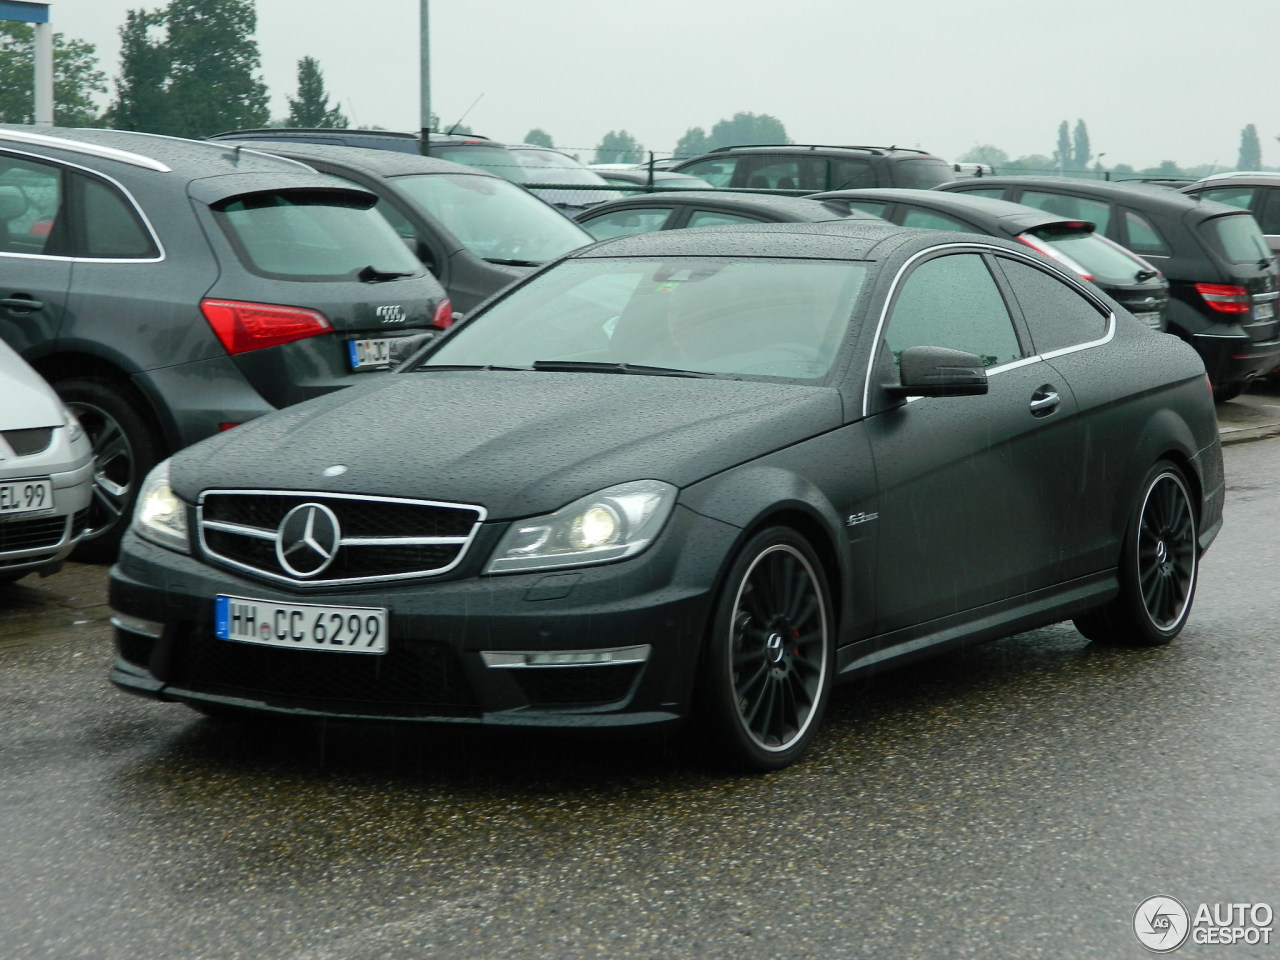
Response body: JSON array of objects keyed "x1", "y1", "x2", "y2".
[
  {"x1": 214, "y1": 595, "x2": 388, "y2": 653},
  {"x1": 0, "y1": 477, "x2": 53, "y2": 517},
  {"x1": 347, "y1": 337, "x2": 393, "y2": 370},
  {"x1": 1255, "y1": 301, "x2": 1275, "y2": 320}
]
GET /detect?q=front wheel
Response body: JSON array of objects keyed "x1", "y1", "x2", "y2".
[
  {"x1": 1074, "y1": 461, "x2": 1199, "y2": 646},
  {"x1": 700, "y1": 527, "x2": 834, "y2": 771}
]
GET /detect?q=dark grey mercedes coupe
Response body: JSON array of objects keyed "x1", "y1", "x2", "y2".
[{"x1": 109, "y1": 221, "x2": 1224, "y2": 771}]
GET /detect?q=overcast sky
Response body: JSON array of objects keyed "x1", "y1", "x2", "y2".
[{"x1": 60, "y1": 0, "x2": 1280, "y2": 170}]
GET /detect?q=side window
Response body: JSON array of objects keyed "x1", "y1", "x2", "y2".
[
  {"x1": 686, "y1": 210, "x2": 762, "y2": 228},
  {"x1": 953, "y1": 187, "x2": 1004, "y2": 200},
  {"x1": 1194, "y1": 186, "x2": 1255, "y2": 212},
  {"x1": 673, "y1": 157, "x2": 736, "y2": 188},
  {"x1": 995, "y1": 256, "x2": 1109, "y2": 354},
  {"x1": 845, "y1": 199, "x2": 889, "y2": 218},
  {"x1": 885, "y1": 253, "x2": 1023, "y2": 370},
  {"x1": 1020, "y1": 191, "x2": 1112, "y2": 233},
  {"x1": 737, "y1": 156, "x2": 824, "y2": 192},
  {"x1": 79, "y1": 174, "x2": 159, "y2": 259},
  {"x1": 829, "y1": 158, "x2": 876, "y2": 190},
  {"x1": 579, "y1": 208, "x2": 671, "y2": 240},
  {"x1": 0, "y1": 154, "x2": 62, "y2": 255},
  {"x1": 1258, "y1": 188, "x2": 1280, "y2": 236},
  {"x1": 1121, "y1": 209, "x2": 1172, "y2": 256},
  {"x1": 900, "y1": 207, "x2": 973, "y2": 232}
]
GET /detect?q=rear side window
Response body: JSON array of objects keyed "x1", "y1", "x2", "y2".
[
  {"x1": 1193, "y1": 186, "x2": 1254, "y2": 212},
  {"x1": 1204, "y1": 213, "x2": 1272, "y2": 265},
  {"x1": 830, "y1": 159, "x2": 875, "y2": 190},
  {"x1": 672, "y1": 157, "x2": 736, "y2": 188},
  {"x1": 687, "y1": 210, "x2": 763, "y2": 228},
  {"x1": 893, "y1": 158, "x2": 955, "y2": 188},
  {"x1": 900, "y1": 207, "x2": 972, "y2": 232},
  {"x1": 996, "y1": 256, "x2": 1109, "y2": 354},
  {"x1": 581, "y1": 207, "x2": 672, "y2": 240},
  {"x1": 1121, "y1": 210, "x2": 1171, "y2": 257},
  {"x1": 1258, "y1": 189, "x2": 1280, "y2": 235},
  {"x1": 214, "y1": 190, "x2": 423, "y2": 280},
  {"x1": 736, "y1": 156, "x2": 824, "y2": 192},
  {"x1": 79, "y1": 174, "x2": 158, "y2": 259}
]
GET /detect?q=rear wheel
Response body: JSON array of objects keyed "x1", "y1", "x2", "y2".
[
  {"x1": 56, "y1": 378, "x2": 163, "y2": 564},
  {"x1": 700, "y1": 527, "x2": 834, "y2": 771},
  {"x1": 1074, "y1": 461, "x2": 1198, "y2": 646}
]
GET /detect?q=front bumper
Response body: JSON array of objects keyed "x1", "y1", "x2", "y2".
[
  {"x1": 108, "y1": 505, "x2": 737, "y2": 730},
  {"x1": 0, "y1": 453, "x2": 93, "y2": 577}
]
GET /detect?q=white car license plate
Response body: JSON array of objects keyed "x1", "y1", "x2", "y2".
[
  {"x1": 214, "y1": 595, "x2": 388, "y2": 653},
  {"x1": 1255, "y1": 301, "x2": 1275, "y2": 320},
  {"x1": 0, "y1": 477, "x2": 53, "y2": 516},
  {"x1": 347, "y1": 337, "x2": 393, "y2": 371}
]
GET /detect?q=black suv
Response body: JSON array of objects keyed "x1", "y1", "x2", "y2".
[
  {"x1": 0, "y1": 126, "x2": 450, "y2": 558},
  {"x1": 668, "y1": 144, "x2": 956, "y2": 194},
  {"x1": 939, "y1": 176, "x2": 1280, "y2": 399}
]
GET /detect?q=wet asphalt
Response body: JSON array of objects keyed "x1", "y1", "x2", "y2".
[{"x1": 2, "y1": 399, "x2": 1279, "y2": 960}]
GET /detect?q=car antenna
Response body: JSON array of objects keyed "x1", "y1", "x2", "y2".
[{"x1": 445, "y1": 94, "x2": 485, "y2": 136}]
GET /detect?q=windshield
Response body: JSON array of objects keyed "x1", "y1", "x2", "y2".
[
  {"x1": 1031, "y1": 228, "x2": 1160, "y2": 284},
  {"x1": 214, "y1": 190, "x2": 423, "y2": 280},
  {"x1": 1205, "y1": 213, "x2": 1273, "y2": 265},
  {"x1": 395, "y1": 173, "x2": 592, "y2": 263},
  {"x1": 418, "y1": 257, "x2": 868, "y2": 380},
  {"x1": 512, "y1": 149, "x2": 615, "y2": 208}
]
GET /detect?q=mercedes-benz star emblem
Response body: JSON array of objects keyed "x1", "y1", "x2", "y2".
[{"x1": 275, "y1": 503, "x2": 341, "y2": 578}]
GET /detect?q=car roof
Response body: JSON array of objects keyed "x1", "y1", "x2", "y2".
[
  {"x1": 579, "y1": 190, "x2": 868, "y2": 222},
  {"x1": 0, "y1": 125, "x2": 320, "y2": 178},
  {"x1": 1186, "y1": 171, "x2": 1280, "y2": 188},
  {"x1": 216, "y1": 139, "x2": 500, "y2": 179},
  {"x1": 812, "y1": 187, "x2": 1090, "y2": 233},
  {"x1": 702, "y1": 143, "x2": 941, "y2": 158},
  {"x1": 940, "y1": 175, "x2": 1244, "y2": 217},
  {"x1": 572, "y1": 218, "x2": 1003, "y2": 262}
]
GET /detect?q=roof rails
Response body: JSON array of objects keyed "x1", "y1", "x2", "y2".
[
  {"x1": 0, "y1": 127, "x2": 172, "y2": 172},
  {"x1": 708, "y1": 143, "x2": 934, "y2": 157},
  {"x1": 216, "y1": 127, "x2": 422, "y2": 142}
]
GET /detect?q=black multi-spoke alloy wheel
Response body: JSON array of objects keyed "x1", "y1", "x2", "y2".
[
  {"x1": 702, "y1": 527, "x2": 834, "y2": 771},
  {"x1": 1074, "y1": 461, "x2": 1198, "y2": 646},
  {"x1": 56, "y1": 377, "x2": 162, "y2": 564}
]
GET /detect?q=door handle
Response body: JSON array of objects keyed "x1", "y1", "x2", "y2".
[
  {"x1": 1029, "y1": 388, "x2": 1061, "y2": 416},
  {"x1": 0, "y1": 296, "x2": 44, "y2": 312}
]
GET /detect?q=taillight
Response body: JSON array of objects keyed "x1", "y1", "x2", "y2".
[
  {"x1": 1195, "y1": 283, "x2": 1251, "y2": 314},
  {"x1": 430, "y1": 297, "x2": 454, "y2": 330},
  {"x1": 200, "y1": 299, "x2": 333, "y2": 354}
]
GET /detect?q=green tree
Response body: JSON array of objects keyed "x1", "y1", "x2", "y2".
[
  {"x1": 105, "y1": 9, "x2": 171, "y2": 132},
  {"x1": 0, "y1": 23, "x2": 107, "y2": 126},
  {"x1": 164, "y1": 0, "x2": 269, "y2": 137},
  {"x1": 1003, "y1": 153, "x2": 1055, "y2": 175},
  {"x1": 1239, "y1": 123, "x2": 1262, "y2": 170},
  {"x1": 523, "y1": 128, "x2": 553, "y2": 147},
  {"x1": 594, "y1": 129, "x2": 644, "y2": 164},
  {"x1": 1072, "y1": 119, "x2": 1090, "y2": 172},
  {"x1": 1054, "y1": 120, "x2": 1071, "y2": 173},
  {"x1": 959, "y1": 145, "x2": 1009, "y2": 167},
  {"x1": 706, "y1": 112, "x2": 788, "y2": 150},
  {"x1": 286, "y1": 56, "x2": 347, "y2": 128},
  {"x1": 673, "y1": 126, "x2": 709, "y2": 159}
]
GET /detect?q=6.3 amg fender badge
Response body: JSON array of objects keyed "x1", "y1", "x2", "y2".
[{"x1": 845, "y1": 511, "x2": 879, "y2": 527}]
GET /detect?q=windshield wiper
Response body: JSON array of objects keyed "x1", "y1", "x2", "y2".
[
  {"x1": 531, "y1": 360, "x2": 717, "y2": 378},
  {"x1": 413, "y1": 363, "x2": 531, "y2": 372},
  {"x1": 485, "y1": 258, "x2": 541, "y2": 267},
  {"x1": 358, "y1": 265, "x2": 415, "y2": 283}
]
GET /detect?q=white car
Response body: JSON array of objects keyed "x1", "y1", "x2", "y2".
[{"x1": 0, "y1": 338, "x2": 93, "y2": 582}]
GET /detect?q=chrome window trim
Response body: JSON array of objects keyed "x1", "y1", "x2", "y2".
[
  {"x1": 861, "y1": 242, "x2": 1115, "y2": 415},
  {"x1": 196, "y1": 489, "x2": 488, "y2": 587},
  {"x1": 0, "y1": 146, "x2": 167, "y2": 263}
]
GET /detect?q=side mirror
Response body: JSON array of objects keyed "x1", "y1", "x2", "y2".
[{"x1": 886, "y1": 345, "x2": 988, "y2": 398}]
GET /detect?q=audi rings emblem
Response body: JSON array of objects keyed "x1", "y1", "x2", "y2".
[{"x1": 275, "y1": 503, "x2": 341, "y2": 578}]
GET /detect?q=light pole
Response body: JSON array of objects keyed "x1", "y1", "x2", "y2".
[{"x1": 419, "y1": 0, "x2": 430, "y2": 154}]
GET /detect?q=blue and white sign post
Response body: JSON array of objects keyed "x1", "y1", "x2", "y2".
[{"x1": 0, "y1": 0, "x2": 53, "y2": 126}]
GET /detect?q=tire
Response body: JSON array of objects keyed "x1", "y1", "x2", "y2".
[
  {"x1": 1074, "y1": 461, "x2": 1199, "y2": 646},
  {"x1": 1213, "y1": 382, "x2": 1243, "y2": 403},
  {"x1": 56, "y1": 377, "x2": 163, "y2": 564},
  {"x1": 700, "y1": 527, "x2": 834, "y2": 771}
]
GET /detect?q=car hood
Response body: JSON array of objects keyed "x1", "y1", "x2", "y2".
[{"x1": 171, "y1": 371, "x2": 843, "y2": 518}]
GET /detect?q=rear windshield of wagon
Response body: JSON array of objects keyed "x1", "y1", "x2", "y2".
[
  {"x1": 212, "y1": 189, "x2": 424, "y2": 281},
  {"x1": 1201, "y1": 212, "x2": 1274, "y2": 266}
]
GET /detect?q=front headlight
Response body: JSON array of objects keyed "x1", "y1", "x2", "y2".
[
  {"x1": 133, "y1": 460, "x2": 190, "y2": 553},
  {"x1": 485, "y1": 479, "x2": 677, "y2": 574},
  {"x1": 61, "y1": 404, "x2": 84, "y2": 444}
]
